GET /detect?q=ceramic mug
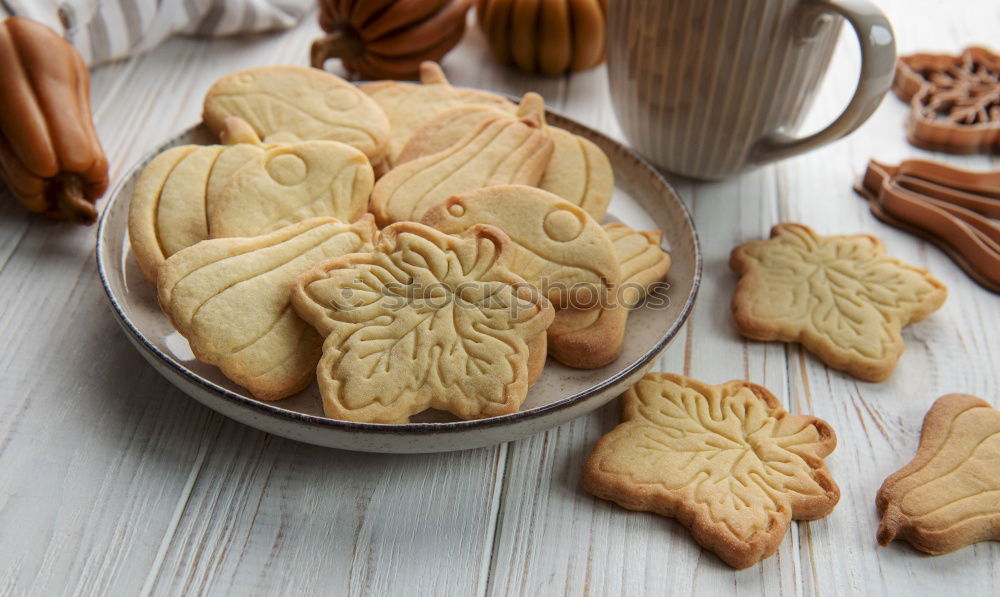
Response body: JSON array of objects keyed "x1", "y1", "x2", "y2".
[{"x1": 607, "y1": 0, "x2": 896, "y2": 180}]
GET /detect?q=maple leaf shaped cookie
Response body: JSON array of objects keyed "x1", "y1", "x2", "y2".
[
  {"x1": 290, "y1": 222, "x2": 555, "y2": 423},
  {"x1": 730, "y1": 223, "x2": 947, "y2": 382},
  {"x1": 877, "y1": 393, "x2": 1000, "y2": 555},
  {"x1": 583, "y1": 373, "x2": 839, "y2": 569}
]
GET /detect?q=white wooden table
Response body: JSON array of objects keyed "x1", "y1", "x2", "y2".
[{"x1": 1, "y1": 2, "x2": 998, "y2": 594}]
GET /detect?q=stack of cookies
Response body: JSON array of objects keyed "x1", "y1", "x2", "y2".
[{"x1": 128, "y1": 61, "x2": 671, "y2": 424}]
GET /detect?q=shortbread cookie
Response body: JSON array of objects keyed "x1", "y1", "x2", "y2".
[
  {"x1": 360, "y1": 61, "x2": 515, "y2": 165},
  {"x1": 583, "y1": 373, "x2": 840, "y2": 569},
  {"x1": 129, "y1": 145, "x2": 216, "y2": 281},
  {"x1": 203, "y1": 65, "x2": 391, "y2": 162},
  {"x1": 730, "y1": 223, "x2": 947, "y2": 382},
  {"x1": 369, "y1": 103, "x2": 553, "y2": 226},
  {"x1": 604, "y1": 222, "x2": 671, "y2": 308},
  {"x1": 290, "y1": 222, "x2": 555, "y2": 423},
  {"x1": 546, "y1": 303, "x2": 629, "y2": 369},
  {"x1": 394, "y1": 103, "x2": 511, "y2": 165},
  {"x1": 422, "y1": 185, "x2": 626, "y2": 368},
  {"x1": 422, "y1": 185, "x2": 619, "y2": 304},
  {"x1": 398, "y1": 97, "x2": 614, "y2": 220},
  {"x1": 130, "y1": 134, "x2": 373, "y2": 281},
  {"x1": 877, "y1": 393, "x2": 1000, "y2": 555},
  {"x1": 208, "y1": 141, "x2": 373, "y2": 238},
  {"x1": 157, "y1": 217, "x2": 377, "y2": 401}
]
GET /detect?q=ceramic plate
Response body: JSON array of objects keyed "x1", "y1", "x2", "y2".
[{"x1": 97, "y1": 112, "x2": 701, "y2": 453}]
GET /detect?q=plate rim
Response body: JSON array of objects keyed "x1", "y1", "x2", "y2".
[{"x1": 96, "y1": 111, "x2": 702, "y2": 436}]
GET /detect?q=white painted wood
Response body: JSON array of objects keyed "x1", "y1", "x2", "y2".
[
  {"x1": 484, "y1": 0, "x2": 1000, "y2": 595},
  {"x1": 0, "y1": 13, "x2": 501, "y2": 597},
  {"x1": 0, "y1": 2, "x2": 997, "y2": 595}
]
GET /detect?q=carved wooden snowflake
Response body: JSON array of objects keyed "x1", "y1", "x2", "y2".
[
  {"x1": 290, "y1": 222, "x2": 554, "y2": 423},
  {"x1": 730, "y1": 223, "x2": 947, "y2": 382},
  {"x1": 583, "y1": 373, "x2": 839, "y2": 569}
]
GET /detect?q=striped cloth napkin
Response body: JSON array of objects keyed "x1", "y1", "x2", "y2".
[{"x1": 0, "y1": 0, "x2": 313, "y2": 66}]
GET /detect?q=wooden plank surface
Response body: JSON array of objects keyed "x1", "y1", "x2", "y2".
[{"x1": 0, "y1": 2, "x2": 997, "y2": 595}]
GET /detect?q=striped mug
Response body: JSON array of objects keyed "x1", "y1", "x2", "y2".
[{"x1": 607, "y1": 0, "x2": 896, "y2": 180}]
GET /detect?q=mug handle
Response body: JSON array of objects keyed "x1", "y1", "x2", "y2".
[{"x1": 750, "y1": 0, "x2": 896, "y2": 165}]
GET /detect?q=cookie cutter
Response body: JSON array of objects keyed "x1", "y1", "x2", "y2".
[
  {"x1": 893, "y1": 46, "x2": 1000, "y2": 154},
  {"x1": 855, "y1": 158, "x2": 1000, "y2": 293}
]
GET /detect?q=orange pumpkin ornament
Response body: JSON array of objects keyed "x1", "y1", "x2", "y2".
[
  {"x1": 311, "y1": 0, "x2": 474, "y2": 80},
  {"x1": 477, "y1": 0, "x2": 607, "y2": 75},
  {"x1": 0, "y1": 17, "x2": 108, "y2": 224}
]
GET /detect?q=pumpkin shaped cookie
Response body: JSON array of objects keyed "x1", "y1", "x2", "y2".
[
  {"x1": 360, "y1": 61, "x2": 515, "y2": 165},
  {"x1": 422, "y1": 185, "x2": 626, "y2": 368},
  {"x1": 877, "y1": 393, "x2": 1000, "y2": 555},
  {"x1": 129, "y1": 145, "x2": 217, "y2": 281},
  {"x1": 290, "y1": 222, "x2": 555, "y2": 423},
  {"x1": 397, "y1": 95, "x2": 614, "y2": 220},
  {"x1": 203, "y1": 65, "x2": 391, "y2": 163},
  {"x1": 158, "y1": 217, "x2": 377, "y2": 401},
  {"x1": 369, "y1": 100, "x2": 553, "y2": 226}
]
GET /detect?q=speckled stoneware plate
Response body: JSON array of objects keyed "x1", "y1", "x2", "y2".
[{"x1": 97, "y1": 111, "x2": 701, "y2": 453}]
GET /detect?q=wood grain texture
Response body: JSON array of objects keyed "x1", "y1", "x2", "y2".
[{"x1": 0, "y1": 2, "x2": 997, "y2": 595}]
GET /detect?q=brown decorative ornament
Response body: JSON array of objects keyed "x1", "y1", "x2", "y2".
[
  {"x1": 893, "y1": 46, "x2": 1000, "y2": 154},
  {"x1": 311, "y1": 0, "x2": 474, "y2": 80},
  {"x1": 476, "y1": 0, "x2": 607, "y2": 76},
  {"x1": 0, "y1": 17, "x2": 109, "y2": 224}
]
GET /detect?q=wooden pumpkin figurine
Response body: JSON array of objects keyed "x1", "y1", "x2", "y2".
[
  {"x1": 311, "y1": 0, "x2": 474, "y2": 80},
  {"x1": 0, "y1": 17, "x2": 109, "y2": 224},
  {"x1": 477, "y1": 0, "x2": 607, "y2": 75}
]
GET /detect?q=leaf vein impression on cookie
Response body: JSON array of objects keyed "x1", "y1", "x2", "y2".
[
  {"x1": 582, "y1": 373, "x2": 839, "y2": 569},
  {"x1": 157, "y1": 217, "x2": 377, "y2": 401},
  {"x1": 290, "y1": 222, "x2": 554, "y2": 423},
  {"x1": 876, "y1": 393, "x2": 1000, "y2": 555},
  {"x1": 730, "y1": 223, "x2": 947, "y2": 382}
]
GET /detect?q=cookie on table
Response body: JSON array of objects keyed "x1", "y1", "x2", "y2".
[
  {"x1": 369, "y1": 98, "x2": 554, "y2": 226},
  {"x1": 730, "y1": 222, "x2": 947, "y2": 382},
  {"x1": 583, "y1": 372, "x2": 840, "y2": 569},
  {"x1": 157, "y1": 217, "x2": 377, "y2": 401},
  {"x1": 422, "y1": 185, "x2": 626, "y2": 369},
  {"x1": 604, "y1": 222, "x2": 671, "y2": 308},
  {"x1": 359, "y1": 61, "x2": 515, "y2": 166},
  {"x1": 290, "y1": 222, "x2": 555, "y2": 423},
  {"x1": 397, "y1": 97, "x2": 615, "y2": 220},
  {"x1": 202, "y1": 65, "x2": 391, "y2": 163},
  {"x1": 877, "y1": 393, "x2": 1000, "y2": 555}
]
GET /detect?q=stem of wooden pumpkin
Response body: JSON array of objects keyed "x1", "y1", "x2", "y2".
[
  {"x1": 53, "y1": 174, "x2": 97, "y2": 224},
  {"x1": 310, "y1": 28, "x2": 363, "y2": 69}
]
